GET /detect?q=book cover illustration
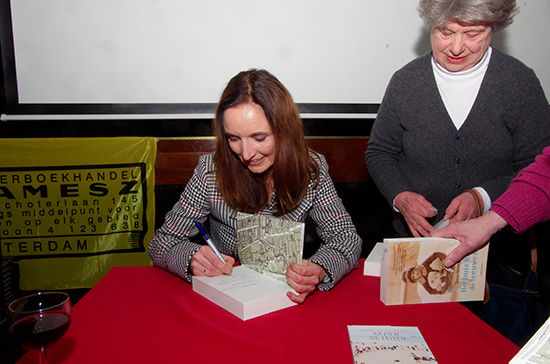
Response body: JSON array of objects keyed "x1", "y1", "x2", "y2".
[
  {"x1": 380, "y1": 237, "x2": 488, "y2": 305},
  {"x1": 348, "y1": 325, "x2": 438, "y2": 363},
  {"x1": 236, "y1": 213, "x2": 304, "y2": 281}
]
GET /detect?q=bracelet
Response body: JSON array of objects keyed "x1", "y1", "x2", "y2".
[{"x1": 464, "y1": 189, "x2": 484, "y2": 217}]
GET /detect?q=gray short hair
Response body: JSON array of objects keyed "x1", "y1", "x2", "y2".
[{"x1": 418, "y1": 0, "x2": 519, "y2": 32}]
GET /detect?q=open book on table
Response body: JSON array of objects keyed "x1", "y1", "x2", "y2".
[{"x1": 193, "y1": 213, "x2": 304, "y2": 320}]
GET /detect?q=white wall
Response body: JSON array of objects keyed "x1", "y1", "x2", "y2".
[{"x1": 6, "y1": 0, "x2": 550, "y2": 110}]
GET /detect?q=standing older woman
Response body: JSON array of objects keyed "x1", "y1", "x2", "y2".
[
  {"x1": 366, "y1": 0, "x2": 550, "y2": 240},
  {"x1": 365, "y1": 0, "x2": 550, "y2": 344},
  {"x1": 150, "y1": 69, "x2": 362, "y2": 304}
]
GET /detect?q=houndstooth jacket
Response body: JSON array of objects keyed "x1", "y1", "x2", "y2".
[{"x1": 149, "y1": 152, "x2": 362, "y2": 290}]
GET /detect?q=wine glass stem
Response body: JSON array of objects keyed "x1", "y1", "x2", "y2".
[{"x1": 39, "y1": 347, "x2": 49, "y2": 364}]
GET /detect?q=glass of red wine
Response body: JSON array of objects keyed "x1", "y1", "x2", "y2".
[{"x1": 8, "y1": 292, "x2": 72, "y2": 364}]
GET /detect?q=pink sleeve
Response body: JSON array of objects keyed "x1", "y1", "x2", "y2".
[{"x1": 490, "y1": 146, "x2": 550, "y2": 233}]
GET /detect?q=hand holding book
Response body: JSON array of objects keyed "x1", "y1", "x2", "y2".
[
  {"x1": 431, "y1": 211, "x2": 507, "y2": 267},
  {"x1": 286, "y1": 260, "x2": 327, "y2": 304}
]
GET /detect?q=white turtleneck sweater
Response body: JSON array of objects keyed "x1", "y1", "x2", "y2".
[{"x1": 432, "y1": 46, "x2": 493, "y2": 215}]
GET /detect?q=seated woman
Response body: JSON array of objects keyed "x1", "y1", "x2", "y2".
[{"x1": 149, "y1": 69, "x2": 362, "y2": 303}]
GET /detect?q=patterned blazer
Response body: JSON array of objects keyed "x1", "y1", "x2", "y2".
[{"x1": 149, "y1": 152, "x2": 362, "y2": 290}]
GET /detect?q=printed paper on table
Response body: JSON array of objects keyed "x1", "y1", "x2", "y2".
[
  {"x1": 348, "y1": 325, "x2": 438, "y2": 363},
  {"x1": 380, "y1": 237, "x2": 488, "y2": 305},
  {"x1": 510, "y1": 315, "x2": 550, "y2": 364}
]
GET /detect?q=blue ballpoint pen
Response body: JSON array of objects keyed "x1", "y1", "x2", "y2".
[{"x1": 195, "y1": 221, "x2": 226, "y2": 263}]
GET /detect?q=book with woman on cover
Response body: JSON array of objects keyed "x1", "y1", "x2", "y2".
[{"x1": 380, "y1": 237, "x2": 488, "y2": 305}]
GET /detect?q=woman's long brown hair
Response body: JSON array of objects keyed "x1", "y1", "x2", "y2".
[{"x1": 213, "y1": 69, "x2": 319, "y2": 215}]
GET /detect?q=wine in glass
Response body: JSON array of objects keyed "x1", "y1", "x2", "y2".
[{"x1": 8, "y1": 292, "x2": 72, "y2": 364}]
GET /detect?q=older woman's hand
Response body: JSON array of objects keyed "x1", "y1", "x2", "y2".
[
  {"x1": 444, "y1": 191, "x2": 481, "y2": 223},
  {"x1": 285, "y1": 260, "x2": 326, "y2": 304},
  {"x1": 190, "y1": 245, "x2": 235, "y2": 277},
  {"x1": 394, "y1": 191, "x2": 438, "y2": 237}
]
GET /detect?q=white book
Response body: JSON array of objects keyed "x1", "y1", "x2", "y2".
[
  {"x1": 363, "y1": 242, "x2": 384, "y2": 277},
  {"x1": 192, "y1": 265, "x2": 297, "y2": 320},
  {"x1": 380, "y1": 237, "x2": 488, "y2": 305}
]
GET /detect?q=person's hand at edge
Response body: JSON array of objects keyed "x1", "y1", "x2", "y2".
[{"x1": 431, "y1": 211, "x2": 507, "y2": 267}]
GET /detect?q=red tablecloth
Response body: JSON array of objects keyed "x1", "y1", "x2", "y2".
[{"x1": 17, "y1": 261, "x2": 519, "y2": 363}]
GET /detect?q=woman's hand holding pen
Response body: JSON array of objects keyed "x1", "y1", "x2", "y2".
[
  {"x1": 285, "y1": 260, "x2": 326, "y2": 304},
  {"x1": 190, "y1": 246, "x2": 234, "y2": 277}
]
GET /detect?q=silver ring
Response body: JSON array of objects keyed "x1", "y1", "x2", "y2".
[{"x1": 204, "y1": 268, "x2": 207, "y2": 273}]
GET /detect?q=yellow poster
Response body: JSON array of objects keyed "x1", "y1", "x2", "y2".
[{"x1": 0, "y1": 137, "x2": 156, "y2": 290}]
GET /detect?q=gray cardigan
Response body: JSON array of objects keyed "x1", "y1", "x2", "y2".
[{"x1": 366, "y1": 49, "x2": 550, "y2": 235}]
